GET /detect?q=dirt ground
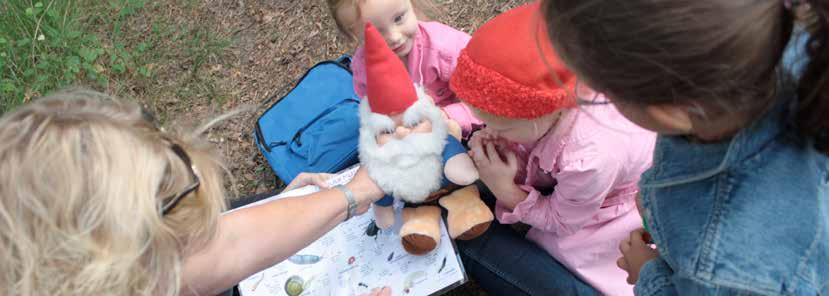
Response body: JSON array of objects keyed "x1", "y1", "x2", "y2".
[
  {"x1": 184, "y1": 0, "x2": 527, "y2": 194},
  {"x1": 143, "y1": 1, "x2": 529, "y2": 294}
]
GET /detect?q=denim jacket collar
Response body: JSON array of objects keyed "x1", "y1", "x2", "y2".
[{"x1": 640, "y1": 91, "x2": 794, "y2": 188}]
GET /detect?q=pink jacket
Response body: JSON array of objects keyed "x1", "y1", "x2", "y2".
[
  {"x1": 352, "y1": 21, "x2": 482, "y2": 135},
  {"x1": 497, "y1": 104, "x2": 656, "y2": 295}
]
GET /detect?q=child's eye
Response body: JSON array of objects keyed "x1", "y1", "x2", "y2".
[{"x1": 393, "y1": 12, "x2": 405, "y2": 23}]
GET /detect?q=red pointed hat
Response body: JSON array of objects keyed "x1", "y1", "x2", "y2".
[
  {"x1": 363, "y1": 22, "x2": 418, "y2": 116},
  {"x1": 449, "y1": 1, "x2": 577, "y2": 119}
]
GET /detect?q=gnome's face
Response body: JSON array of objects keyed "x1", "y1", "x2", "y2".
[{"x1": 359, "y1": 88, "x2": 448, "y2": 203}]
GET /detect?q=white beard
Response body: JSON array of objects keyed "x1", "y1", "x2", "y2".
[{"x1": 359, "y1": 87, "x2": 448, "y2": 203}]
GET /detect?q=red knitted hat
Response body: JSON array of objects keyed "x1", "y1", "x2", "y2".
[
  {"x1": 364, "y1": 22, "x2": 418, "y2": 116},
  {"x1": 450, "y1": 1, "x2": 577, "y2": 119}
]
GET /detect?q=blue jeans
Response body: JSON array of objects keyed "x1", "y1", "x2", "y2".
[{"x1": 457, "y1": 185, "x2": 598, "y2": 296}]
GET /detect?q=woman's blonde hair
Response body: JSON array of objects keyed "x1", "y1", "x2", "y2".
[
  {"x1": 0, "y1": 89, "x2": 227, "y2": 295},
  {"x1": 326, "y1": 0, "x2": 441, "y2": 43}
]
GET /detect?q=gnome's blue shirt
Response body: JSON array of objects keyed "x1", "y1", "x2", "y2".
[{"x1": 373, "y1": 135, "x2": 467, "y2": 207}]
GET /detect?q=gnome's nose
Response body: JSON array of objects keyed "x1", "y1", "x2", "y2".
[{"x1": 394, "y1": 126, "x2": 412, "y2": 139}]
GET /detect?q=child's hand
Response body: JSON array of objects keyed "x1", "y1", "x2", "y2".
[
  {"x1": 468, "y1": 132, "x2": 526, "y2": 209},
  {"x1": 617, "y1": 228, "x2": 659, "y2": 285}
]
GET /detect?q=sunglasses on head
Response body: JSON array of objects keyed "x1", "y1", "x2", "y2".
[
  {"x1": 160, "y1": 143, "x2": 201, "y2": 216},
  {"x1": 140, "y1": 107, "x2": 202, "y2": 216}
]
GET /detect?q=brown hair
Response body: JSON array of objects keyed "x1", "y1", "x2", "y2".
[
  {"x1": 326, "y1": 0, "x2": 441, "y2": 43},
  {"x1": 542, "y1": 0, "x2": 829, "y2": 152}
]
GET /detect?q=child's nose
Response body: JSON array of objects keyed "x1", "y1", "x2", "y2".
[
  {"x1": 386, "y1": 30, "x2": 402, "y2": 45},
  {"x1": 394, "y1": 126, "x2": 411, "y2": 139}
]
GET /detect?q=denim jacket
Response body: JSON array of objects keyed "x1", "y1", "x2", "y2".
[{"x1": 635, "y1": 30, "x2": 829, "y2": 295}]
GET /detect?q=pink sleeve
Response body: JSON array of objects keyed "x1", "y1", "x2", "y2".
[
  {"x1": 351, "y1": 47, "x2": 368, "y2": 98},
  {"x1": 437, "y1": 31, "x2": 471, "y2": 82},
  {"x1": 442, "y1": 102, "x2": 483, "y2": 135},
  {"x1": 495, "y1": 148, "x2": 621, "y2": 236},
  {"x1": 435, "y1": 29, "x2": 476, "y2": 134}
]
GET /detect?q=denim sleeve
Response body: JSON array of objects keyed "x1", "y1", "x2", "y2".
[
  {"x1": 635, "y1": 257, "x2": 678, "y2": 296},
  {"x1": 636, "y1": 257, "x2": 769, "y2": 295},
  {"x1": 782, "y1": 25, "x2": 810, "y2": 80}
]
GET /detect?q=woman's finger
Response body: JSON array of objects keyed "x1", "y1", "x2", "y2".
[
  {"x1": 283, "y1": 173, "x2": 310, "y2": 191},
  {"x1": 312, "y1": 173, "x2": 335, "y2": 189},
  {"x1": 360, "y1": 287, "x2": 391, "y2": 296},
  {"x1": 348, "y1": 167, "x2": 384, "y2": 204},
  {"x1": 285, "y1": 173, "x2": 336, "y2": 191},
  {"x1": 360, "y1": 288, "x2": 381, "y2": 296},
  {"x1": 377, "y1": 287, "x2": 392, "y2": 296}
]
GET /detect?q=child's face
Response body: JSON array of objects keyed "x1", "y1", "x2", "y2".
[
  {"x1": 473, "y1": 108, "x2": 561, "y2": 146},
  {"x1": 345, "y1": 0, "x2": 418, "y2": 58}
]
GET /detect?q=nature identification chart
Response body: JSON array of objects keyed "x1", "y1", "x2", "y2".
[{"x1": 232, "y1": 166, "x2": 467, "y2": 296}]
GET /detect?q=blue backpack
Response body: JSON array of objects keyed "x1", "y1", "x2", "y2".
[{"x1": 254, "y1": 55, "x2": 360, "y2": 184}]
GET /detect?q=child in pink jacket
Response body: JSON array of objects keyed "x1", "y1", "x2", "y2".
[
  {"x1": 450, "y1": 3, "x2": 656, "y2": 295},
  {"x1": 327, "y1": 0, "x2": 482, "y2": 138}
]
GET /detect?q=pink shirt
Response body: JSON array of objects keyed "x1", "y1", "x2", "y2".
[
  {"x1": 497, "y1": 104, "x2": 656, "y2": 295},
  {"x1": 352, "y1": 21, "x2": 482, "y2": 135}
]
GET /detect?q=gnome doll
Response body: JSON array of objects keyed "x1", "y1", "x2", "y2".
[{"x1": 358, "y1": 23, "x2": 494, "y2": 255}]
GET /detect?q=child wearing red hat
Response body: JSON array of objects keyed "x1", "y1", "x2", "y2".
[{"x1": 450, "y1": 2, "x2": 656, "y2": 295}]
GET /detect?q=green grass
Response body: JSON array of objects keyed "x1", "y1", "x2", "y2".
[
  {"x1": 1, "y1": 0, "x2": 101, "y2": 111},
  {"x1": 0, "y1": 0, "x2": 231, "y2": 114}
]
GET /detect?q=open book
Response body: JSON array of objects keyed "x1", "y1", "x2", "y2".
[{"x1": 232, "y1": 166, "x2": 467, "y2": 296}]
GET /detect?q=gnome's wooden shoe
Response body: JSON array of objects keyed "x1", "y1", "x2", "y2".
[
  {"x1": 439, "y1": 186, "x2": 494, "y2": 240},
  {"x1": 399, "y1": 206, "x2": 442, "y2": 255}
]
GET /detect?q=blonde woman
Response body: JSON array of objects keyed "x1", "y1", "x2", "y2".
[{"x1": 0, "y1": 89, "x2": 384, "y2": 295}]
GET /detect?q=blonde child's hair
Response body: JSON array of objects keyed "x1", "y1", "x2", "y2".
[
  {"x1": 326, "y1": 0, "x2": 441, "y2": 43},
  {"x1": 0, "y1": 89, "x2": 227, "y2": 295}
]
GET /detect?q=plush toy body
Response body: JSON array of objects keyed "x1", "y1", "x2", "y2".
[
  {"x1": 358, "y1": 23, "x2": 493, "y2": 255},
  {"x1": 372, "y1": 134, "x2": 466, "y2": 208}
]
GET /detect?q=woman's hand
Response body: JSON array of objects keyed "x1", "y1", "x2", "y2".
[
  {"x1": 345, "y1": 166, "x2": 384, "y2": 215},
  {"x1": 360, "y1": 287, "x2": 391, "y2": 296},
  {"x1": 617, "y1": 228, "x2": 659, "y2": 285},
  {"x1": 284, "y1": 172, "x2": 335, "y2": 191}
]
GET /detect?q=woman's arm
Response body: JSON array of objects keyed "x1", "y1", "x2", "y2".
[{"x1": 180, "y1": 168, "x2": 383, "y2": 296}]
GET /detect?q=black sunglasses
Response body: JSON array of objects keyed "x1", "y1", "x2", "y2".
[{"x1": 160, "y1": 143, "x2": 201, "y2": 216}]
